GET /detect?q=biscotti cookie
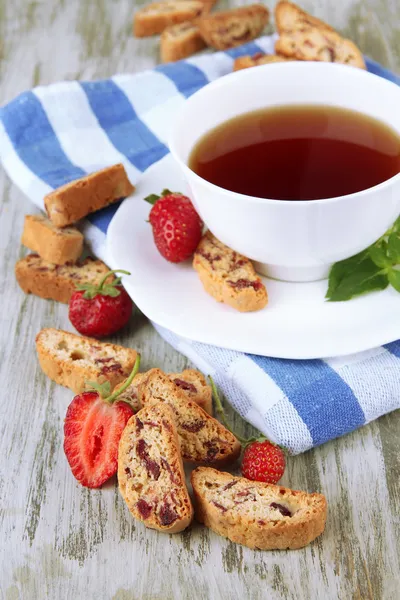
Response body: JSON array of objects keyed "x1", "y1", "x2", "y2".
[
  {"x1": 115, "y1": 369, "x2": 213, "y2": 414},
  {"x1": 275, "y1": 1, "x2": 335, "y2": 34},
  {"x1": 274, "y1": 2, "x2": 365, "y2": 69},
  {"x1": 198, "y1": 5, "x2": 269, "y2": 50},
  {"x1": 134, "y1": 1, "x2": 205, "y2": 37},
  {"x1": 191, "y1": 467, "x2": 327, "y2": 550},
  {"x1": 113, "y1": 371, "x2": 150, "y2": 412},
  {"x1": 193, "y1": 231, "x2": 268, "y2": 312},
  {"x1": 15, "y1": 255, "x2": 111, "y2": 304},
  {"x1": 44, "y1": 164, "x2": 134, "y2": 227},
  {"x1": 21, "y1": 214, "x2": 83, "y2": 265},
  {"x1": 160, "y1": 22, "x2": 206, "y2": 63},
  {"x1": 118, "y1": 402, "x2": 193, "y2": 533},
  {"x1": 169, "y1": 369, "x2": 213, "y2": 415},
  {"x1": 234, "y1": 53, "x2": 292, "y2": 71},
  {"x1": 36, "y1": 328, "x2": 138, "y2": 393},
  {"x1": 138, "y1": 369, "x2": 241, "y2": 465},
  {"x1": 275, "y1": 27, "x2": 365, "y2": 68}
]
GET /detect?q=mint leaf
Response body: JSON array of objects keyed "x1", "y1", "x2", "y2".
[
  {"x1": 388, "y1": 231, "x2": 400, "y2": 263},
  {"x1": 327, "y1": 214, "x2": 400, "y2": 302},
  {"x1": 326, "y1": 249, "x2": 369, "y2": 298},
  {"x1": 369, "y1": 243, "x2": 391, "y2": 268},
  {"x1": 388, "y1": 268, "x2": 400, "y2": 292},
  {"x1": 327, "y1": 257, "x2": 388, "y2": 301},
  {"x1": 392, "y1": 215, "x2": 400, "y2": 232}
]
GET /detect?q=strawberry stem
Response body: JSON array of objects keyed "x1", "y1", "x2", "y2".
[
  {"x1": 76, "y1": 269, "x2": 131, "y2": 300},
  {"x1": 209, "y1": 376, "x2": 251, "y2": 445},
  {"x1": 105, "y1": 355, "x2": 141, "y2": 404},
  {"x1": 209, "y1": 376, "x2": 287, "y2": 453},
  {"x1": 97, "y1": 269, "x2": 130, "y2": 292}
]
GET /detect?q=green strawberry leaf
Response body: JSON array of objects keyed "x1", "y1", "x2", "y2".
[
  {"x1": 75, "y1": 269, "x2": 129, "y2": 299},
  {"x1": 327, "y1": 256, "x2": 388, "y2": 301},
  {"x1": 161, "y1": 188, "x2": 173, "y2": 196},
  {"x1": 388, "y1": 268, "x2": 400, "y2": 292},
  {"x1": 85, "y1": 380, "x2": 111, "y2": 397},
  {"x1": 99, "y1": 285, "x2": 121, "y2": 298},
  {"x1": 144, "y1": 193, "x2": 160, "y2": 205}
]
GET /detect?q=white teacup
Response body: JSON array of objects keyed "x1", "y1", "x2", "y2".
[{"x1": 169, "y1": 62, "x2": 400, "y2": 282}]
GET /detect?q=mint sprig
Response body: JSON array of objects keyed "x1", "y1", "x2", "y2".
[{"x1": 326, "y1": 216, "x2": 400, "y2": 301}]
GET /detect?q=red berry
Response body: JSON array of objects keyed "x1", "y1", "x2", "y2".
[
  {"x1": 241, "y1": 440, "x2": 286, "y2": 484},
  {"x1": 63, "y1": 392, "x2": 134, "y2": 488},
  {"x1": 69, "y1": 269, "x2": 133, "y2": 338},
  {"x1": 147, "y1": 192, "x2": 203, "y2": 263}
]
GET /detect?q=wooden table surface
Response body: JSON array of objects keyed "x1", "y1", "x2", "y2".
[{"x1": 1, "y1": 1, "x2": 399, "y2": 599}]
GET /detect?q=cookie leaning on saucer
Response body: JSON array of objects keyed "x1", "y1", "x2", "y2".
[
  {"x1": 191, "y1": 467, "x2": 328, "y2": 550},
  {"x1": 193, "y1": 231, "x2": 268, "y2": 312},
  {"x1": 118, "y1": 402, "x2": 194, "y2": 533},
  {"x1": 35, "y1": 328, "x2": 138, "y2": 393}
]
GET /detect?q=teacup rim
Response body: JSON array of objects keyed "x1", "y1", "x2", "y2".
[{"x1": 169, "y1": 61, "x2": 400, "y2": 206}]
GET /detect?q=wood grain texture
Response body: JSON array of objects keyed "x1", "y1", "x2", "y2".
[{"x1": 0, "y1": 1, "x2": 399, "y2": 599}]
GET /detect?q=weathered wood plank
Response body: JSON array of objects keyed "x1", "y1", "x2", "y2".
[{"x1": 0, "y1": 1, "x2": 399, "y2": 599}]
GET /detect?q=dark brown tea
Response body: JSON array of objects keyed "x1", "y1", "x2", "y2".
[{"x1": 189, "y1": 105, "x2": 400, "y2": 200}]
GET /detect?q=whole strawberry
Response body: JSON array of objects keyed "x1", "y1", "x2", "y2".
[
  {"x1": 145, "y1": 189, "x2": 203, "y2": 262},
  {"x1": 64, "y1": 356, "x2": 140, "y2": 488},
  {"x1": 241, "y1": 440, "x2": 286, "y2": 484},
  {"x1": 209, "y1": 377, "x2": 286, "y2": 484},
  {"x1": 69, "y1": 269, "x2": 133, "y2": 338}
]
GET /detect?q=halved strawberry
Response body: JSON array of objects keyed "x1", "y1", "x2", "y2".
[{"x1": 63, "y1": 356, "x2": 140, "y2": 488}]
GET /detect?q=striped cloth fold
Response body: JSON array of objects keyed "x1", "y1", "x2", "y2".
[{"x1": 1, "y1": 35, "x2": 399, "y2": 453}]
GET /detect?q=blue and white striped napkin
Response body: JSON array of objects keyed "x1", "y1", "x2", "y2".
[{"x1": 1, "y1": 36, "x2": 399, "y2": 454}]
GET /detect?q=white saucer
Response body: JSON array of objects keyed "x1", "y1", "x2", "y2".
[{"x1": 107, "y1": 154, "x2": 400, "y2": 359}]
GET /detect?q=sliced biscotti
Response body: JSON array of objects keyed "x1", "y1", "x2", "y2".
[
  {"x1": 44, "y1": 164, "x2": 134, "y2": 227},
  {"x1": 118, "y1": 402, "x2": 193, "y2": 533},
  {"x1": 138, "y1": 369, "x2": 240, "y2": 465},
  {"x1": 234, "y1": 53, "x2": 292, "y2": 71},
  {"x1": 160, "y1": 22, "x2": 206, "y2": 63},
  {"x1": 193, "y1": 231, "x2": 268, "y2": 312},
  {"x1": 275, "y1": 27, "x2": 365, "y2": 68},
  {"x1": 113, "y1": 371, "x2": 150, "y2": 412},
  {"x1": 169, "y1": 369, "x2": 212, "y2": 415},
  {"x1": 115, "y1": 368, "x2": 213, "y2": 414},
  {"x1": 134, "y1": 1, "x2": 205, "y2": 37},
  {"x1": 275, "y1": 1, "x2": 335, "y2": 34},
  {"x1": 36, "y1": 328, "x2": 138, "y2": 393},
  {"x1": 274, "y1": 2, "x2": 365, "y2": 69},
  {"x1": 191, "y1": 467, "x2": 327, "y2": 550},
  {"x1": 15, "y1": 255, "x2": 111, "y2": 304},
  {"x1": 21, "y1": 214, "x2": 83, "y2": 265},
  {"x1": 198, "y1": 5, "x2": 269, "y2": 50}
]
